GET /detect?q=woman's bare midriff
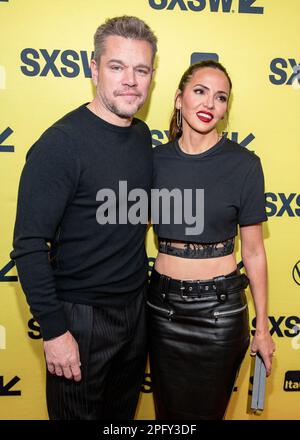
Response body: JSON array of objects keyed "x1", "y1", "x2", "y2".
[{"x1": 155, "y1": 252, "x2": 237, "y2": 280}]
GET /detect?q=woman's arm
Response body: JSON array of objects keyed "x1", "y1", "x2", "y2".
[{"x1": 240, "y1": 223, "x2": 275, "y2": 376}]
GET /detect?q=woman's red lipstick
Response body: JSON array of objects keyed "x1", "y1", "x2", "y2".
[{"x1": 196, "y1": 111, "x2": 214, "y2": 123}]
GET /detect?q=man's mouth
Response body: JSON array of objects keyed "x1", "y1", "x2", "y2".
[{"x1": 116, "y1": 91, "x2": 141, "y2": 98}]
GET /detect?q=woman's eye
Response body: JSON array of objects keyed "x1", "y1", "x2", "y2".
[
  {"x1": 194, "y1": 89, "x2": 204, "y2": 94},
  {"x1": 218, "y1": 95, "x2": 227, "y2": 102}
]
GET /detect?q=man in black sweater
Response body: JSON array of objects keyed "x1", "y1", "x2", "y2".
[{"x1": 11, "y1": 16, "x2": 156, "y2": 420}]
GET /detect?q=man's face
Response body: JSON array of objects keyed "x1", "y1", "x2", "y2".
[{"x1": 91, "y1": 35, "x2": 154, "y2": 125}]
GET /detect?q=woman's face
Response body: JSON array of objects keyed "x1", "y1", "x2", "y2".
[{"x1": 176, "y1": 67, "x2": 230, "y2": 136}]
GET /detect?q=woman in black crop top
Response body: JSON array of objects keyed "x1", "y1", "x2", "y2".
[{"x1": 148, "y1": 60, "x2": 275, "y2": 420}]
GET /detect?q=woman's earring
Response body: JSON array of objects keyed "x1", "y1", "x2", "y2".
[{"x1": 176, "y1": 108, "x2": 182, "y2": 129}]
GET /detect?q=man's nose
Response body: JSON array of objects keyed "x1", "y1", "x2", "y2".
[{"x1": 122, "y1": 68, "x2": 137, "y2": 87}]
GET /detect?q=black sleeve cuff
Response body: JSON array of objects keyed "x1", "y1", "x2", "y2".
[
  {"x1": 239, "y1": 215, "x2": 268, "y2": 226},
  {"x1": 38, "y1": 308, "x2": 69, "y2": 341}
]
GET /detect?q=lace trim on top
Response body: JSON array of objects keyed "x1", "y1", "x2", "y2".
[{"x1": 158, "y1": 237, "x2": 235, "y2": 259}]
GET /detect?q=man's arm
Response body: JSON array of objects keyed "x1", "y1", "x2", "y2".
[{"x1": 11, "y1": 127, "x2": 82, "y2": 380}]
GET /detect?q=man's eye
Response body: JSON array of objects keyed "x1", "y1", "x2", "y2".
[
  {"x1": 111, "y1": 65, "x2": 122, "y2": 71},
  {"x1": 136, "y1": 69, "x2": 148, "y2": 75}
]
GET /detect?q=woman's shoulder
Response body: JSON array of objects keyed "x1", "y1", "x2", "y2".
[
  {"x1": 153, "y1": 140, "x2": 176, "y2": 157},
  {"x1": 222, "y1": 137, "x2": 261, "y2": 164}
]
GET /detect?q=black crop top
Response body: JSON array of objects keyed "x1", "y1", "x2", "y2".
[{"x1": 152, "y1": 136, "x2": 267, "y2": 254}]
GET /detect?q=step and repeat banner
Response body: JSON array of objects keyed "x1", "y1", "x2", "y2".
[{"x1": 0, "y1": 0, "x2": 299, "y2": 420}]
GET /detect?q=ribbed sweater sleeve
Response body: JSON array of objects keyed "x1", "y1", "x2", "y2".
[{"x1": 10, "y1": 127, "x2": 80, "y2": 340}]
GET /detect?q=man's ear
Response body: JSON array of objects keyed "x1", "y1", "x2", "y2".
[{"x1": 90, "y1": 59, "x2": 99, "y2": 86}]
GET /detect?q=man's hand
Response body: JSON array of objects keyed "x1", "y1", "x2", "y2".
[{"x1": 44, "y1": 331, "x2": 81, "y2": 381}]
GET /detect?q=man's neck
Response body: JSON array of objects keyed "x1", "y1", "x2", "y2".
[{"x1": 87, "y1": 99, "x2": 132, "y2": 127}]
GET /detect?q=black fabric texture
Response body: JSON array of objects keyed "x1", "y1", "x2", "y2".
[
  {"x1": 11, "y1": 104, "x2": 152, "y2": 340},
  {"x1": 152, "y1": 136, "x2": 267, "y2": 243}
]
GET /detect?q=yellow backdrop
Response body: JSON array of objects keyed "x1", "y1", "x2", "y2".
[{"x1": 0, "y1": 0, "x2": 299, "y2": 420}]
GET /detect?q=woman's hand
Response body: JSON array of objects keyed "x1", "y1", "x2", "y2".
[{"x1": 250, "y1": 329, "x2": 275, "y2": 376}]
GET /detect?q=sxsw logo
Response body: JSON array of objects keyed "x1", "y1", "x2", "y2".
[
  {"x1": 0, "y1": 127, "x2": 14, "y2": 152},
  {"x1": 141, "y1": 373, "x2": 152, "y2": 393},
  {"x1": 191, "y1": 52, "x2": 219, "y2": 64},
  {"x1": 148, "y1": 0, "x2": 264, "y2": 14},
  {"x1": 0, "y1": 260, "x2": 18, "y2": 282},
  {"x1": 265, "y1": 193, "x2": 300, "y2": 217},
  {"x1": 284, "y1": 371, "x2": 300, "y2": 392},
  {"x1": 252, "y1": 316, "x2": 300, "y2": 338},
  {"x1": 20, "y1": 49, "x2": 93, "y2": 78},
  {"x1": 0, "y1": 376, "x2": 21, "y2": 396},
  {"x1": 28, "y1": 318, "x2": 42, "y2": 340},
  {"x1": 269, "y1": 58, "x2": 300, "y2": 87},
  {"x1": 151, "y1": 130, "x2": 255, "y2": 148}
]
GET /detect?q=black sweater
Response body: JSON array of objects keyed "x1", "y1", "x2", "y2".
[{"x1": 11, "y1": 104, "x2": 153, "y2": 340}]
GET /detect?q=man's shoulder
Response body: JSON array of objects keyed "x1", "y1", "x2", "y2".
[
  {"x1": 26, "y1": 105, "x2": 86, "y2": 160},
  {"x1": 33, "y1": 104, "x2": 88, "y2": 148},
  {"x1": 131, "y1": 118, "x2": 153, "y2": 152},
  {"x1": 132, "y1": 117, "x2": 151, "y2": 134},
  {"x1": 50, "y1": 103, "x2": 87, "y2": 134}
]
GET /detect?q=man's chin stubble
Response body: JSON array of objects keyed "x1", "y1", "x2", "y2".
[{"x1": 112, "y1": 104, "x2": 141, "y2": 120}]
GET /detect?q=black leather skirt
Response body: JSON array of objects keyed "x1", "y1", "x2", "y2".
[{"x1": 147, "y1": 268, "x2": 250, "y2": 420}]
